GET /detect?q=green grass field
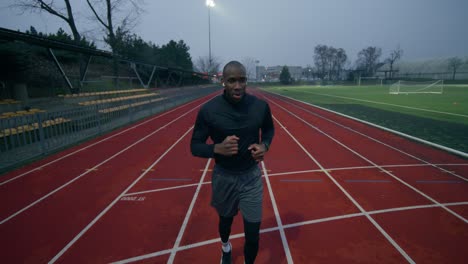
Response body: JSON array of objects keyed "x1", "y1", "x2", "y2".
[{"x1": 261, "y1": 84, "x2": 468, "y2": 155}]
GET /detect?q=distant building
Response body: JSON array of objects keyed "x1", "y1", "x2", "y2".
[{"x1": 256, "y1": 65, "x2": 304, "y2": 82}]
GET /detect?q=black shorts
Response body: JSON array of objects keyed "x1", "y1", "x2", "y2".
[{"x1": 211, "y1": 164, "x2": 263, "y2": 223}]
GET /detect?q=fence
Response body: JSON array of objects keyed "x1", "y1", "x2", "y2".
[
  {"x1": 392, "y1": 71, "x2": 468, "y2": 81},
  {"x1": 0, "y1": 86, "x2": 218, "y2": 172}
]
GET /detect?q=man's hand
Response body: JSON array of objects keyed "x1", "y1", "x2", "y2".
[
  {"x1": 248, "y1": 143, "x2": 267, "y2": 162},
  {"x1": 214, "y1": 135, "x2": 239, "y2": 156}
]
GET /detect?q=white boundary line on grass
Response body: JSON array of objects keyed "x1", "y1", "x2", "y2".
[
  {"x1": 264, "y1": 90, "x2": 468, "y2": 159},
  {"x1": 308, "y1": 90, "x2": 468, "y2": 118},
  {"x1": 262, "y1": 161, "x2": 294, "y2": 263},
  {"x1": 0, "y1": 101, "x2": 204, "y2": 225},
  {"x1": 0, "y1": 96, "x2": 211, "y2": 186},
  {"x1": 271, "y1": 115, "x2": 416, "y2": 263},
  {"x1": 48, "y1": 126, "x2": 194, "y2": 264},
  {"x1": 167, "y1": 159, "x2": 212, "y2": 263}
]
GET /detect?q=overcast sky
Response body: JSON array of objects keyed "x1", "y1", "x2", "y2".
[{"x1": 1, "y1": 0, "x2": 467, "y2": 67}]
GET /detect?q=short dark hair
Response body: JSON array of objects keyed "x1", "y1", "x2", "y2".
[{"x1": 223, "y1": 61, "x2": 246, "y2": 76}]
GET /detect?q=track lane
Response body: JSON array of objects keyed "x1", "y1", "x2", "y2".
[
  {"x1": 265, "y1": 91, "x2": 466, "y2": 164},
  {"x1": 0, "y1": 94, "x2": 216, "y2": 222},
  {"x1": 261, "y1": 91, "x2": 468, "y2": 209},
  {"x1": 0, "y1": 96, "x2": 212, "y2": 263},
  {"x1": 266, "y1": 97, "x2": 415, "y2": 263},
  {"x1": 268, "y1": 100, "x2": 371, "y2": 169},
  {"x1": 260, "y1": 90, "x2": 468, "y2": 262}
]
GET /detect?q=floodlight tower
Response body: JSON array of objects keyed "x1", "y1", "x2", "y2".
[{"x1": 206, "y1": 0, "x2": 215, "y2": 73}]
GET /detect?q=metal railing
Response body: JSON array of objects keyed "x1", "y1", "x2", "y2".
[{"x1": 0, "y1": 86, "x2": 218, "y2": 172}]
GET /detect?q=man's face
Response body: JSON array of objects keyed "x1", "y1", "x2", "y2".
[{"x1": 223, "y1": 66, "x2": 247, "y2": 103}]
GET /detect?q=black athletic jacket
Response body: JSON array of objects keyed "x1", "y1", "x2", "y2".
[{"x1": 190, "y1": 92, "x2": 274, "y2": 171}]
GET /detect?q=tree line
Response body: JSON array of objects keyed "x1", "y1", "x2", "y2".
[
  {"x1": 5, "y1": 1, "x2": 468, "y2": 88},
  {"x1": 279, "y1": 44, "x2": 467, "y2": 84},
  {"x1": 278, "y1": 45, "x2": 402, "y2": 85},
  {"x1": 3, "y1": 0, "x2": 204, "y2": 93},
  {"x1": 311, "y1": 45, "x2": 403, "y2": 81}
]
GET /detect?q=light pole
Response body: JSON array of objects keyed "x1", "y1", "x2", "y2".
[
  {"x1": 206, "y1": 0, "x2": 215, "y2": 74},
  {"x1": 255, "y1": 60, "x2": 260, "y2": 81}
]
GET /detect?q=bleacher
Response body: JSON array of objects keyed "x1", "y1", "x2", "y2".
[
  {"x1": 0, "y1": 99, "x2": 20, "y2": 105},
  {"x1": 1, "y1": 85, "x2": 216, "y2": 171},
  {"x1": 57, "y1": 88, "x2": 147, "y2": 98},
  {"x1": 59, "y1": 88, "x2": 166, "y2": 116},
  {"x1": 77, "y1": 92, "x2": 159, "y2": 106},
  {"x1": 0, "y1": 88, "x2": 163, "y2": 140},
  {"x1": 98, "y1": 97, "x2": 166, "y2": 114},
  {"x1": 0, "y1": 108, "x2": 46, "y2": 119},
  {"x1": 0, "y1": 117, "x2": 70, "y2": 138}
]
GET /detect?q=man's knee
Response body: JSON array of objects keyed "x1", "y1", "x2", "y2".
[{"x1": 244, "y1": 219, "x2": 261, "y2": 243}]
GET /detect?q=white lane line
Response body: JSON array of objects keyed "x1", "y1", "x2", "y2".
[
  {"x1": 265, "y1": 163, "x2": 468, "y2": 178},
  {"x1": 271, "y1": 115, "x2": 416, "y2": 264},
  {"x1": 0, "y1": 102, "x2": 202, "y2": 225},
  {"x1": 268, "y1": 97, "x2": 468, "y2": 224},
  {"x1": 167, "y1": 159, "x2": 212, "y2": 263},
  {"x1": 368, "y1": 201, "x2": 468, "y2": 215},
  {"x1": 110, "y1": 201, "x2": 468, "y2": 263},
  {"x1": 111, "y1": 248, "x2": 173, "y2": 264},
  {"x1": 123, "y1": 163, "x2": 468, "y2": 197},
  {"x1": 262, "y1": 162, "x2": 294, "y2": 264},
  {"x1": 48, "y1": 126, "x2": 195, "y2": 264},
  {"x1": 0, "y1": 96, "x2": 212, "y2": 186},
  {"x1": 124, "y1": 183, "x2": 202, "y2": 197},
  {"x1": 266, "y1": 90, "x2": 468, "y2": 161},
  {"x1": 272, "y1": 93, "x2": 468, "y2": 181}
]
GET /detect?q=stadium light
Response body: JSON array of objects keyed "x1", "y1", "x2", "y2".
[{"x1": 206, "y1": 0, "x2": 215, "y2": 74}]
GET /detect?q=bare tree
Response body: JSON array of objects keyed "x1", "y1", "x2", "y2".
[
  {"x1": 241, "y1": 57, "x2": 257, "y2": 81},
  {"x1": 314, "y1": 45, "x2": 347, "y2": 80},
  {"x1": 13, "y1": 0, "x2": 85, "y2": 91},
  {"x1": 313, "y1": 44, "x2": 330, "y2": 80},
  {"x1": 356, "y1": 46, "x2": 382, "y2": 77},
  {"x1": 86, "y1": 0, "x2": 144, "y2": 56},
  {"x1": 385, "y1": 45, "x2": 403, "y2": 79},
  {"x1": 447, "y1": 57, "x2": 464, "y2": 80},
  {"x1": 195, "y1": 56, "x2": 222, "y2": 75},
  {"x1": 14, "y1": 1, "x2": 81, "y2": 43},
  {"x1": 85, "y1": 0, "x2": 144, "y2": 83},
  {"x1": 330, "y1": 48, "x2": 347, "y2": 80}
]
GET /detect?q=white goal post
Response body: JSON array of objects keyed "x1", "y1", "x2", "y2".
[
  {"x1": 358, "y1": 76, "x2": 383, "y2": 86},
  {"x1": 389, "y1": 80, "x2": 444, "y2": 94}
]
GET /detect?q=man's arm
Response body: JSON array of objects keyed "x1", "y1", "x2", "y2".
[
  {"x1": 249, "y1": 103, "x2": 275, "y2": 162},
  {"x1": 190, "y1": 109, "x2": 215, "y2": 158},
  {"x1": 261, "y1": 103, "x2": 275, "y2": 149}
]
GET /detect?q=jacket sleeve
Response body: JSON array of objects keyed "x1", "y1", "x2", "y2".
[
  {"x1": 261, "y1": 103, "x2": 274, "y2": 150},
  {"x1": 190, "y1": 108, "x2": 215, "y2": 158}
]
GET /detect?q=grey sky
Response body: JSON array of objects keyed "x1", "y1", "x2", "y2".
[{"x1": 1, "y1": 0, "x2": 467, "y2": 67}]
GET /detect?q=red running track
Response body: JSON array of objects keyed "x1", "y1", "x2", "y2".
[{"x1": 0, "y1": 89, "x2": 467, "y2": 263}]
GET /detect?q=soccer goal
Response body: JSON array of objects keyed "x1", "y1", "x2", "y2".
[
  {"x1": 358, "y1": 76, "x2": 383, "y2": 86},
  {"x1": 389, "y1": 80, "x2": 444, "y2": 94}
]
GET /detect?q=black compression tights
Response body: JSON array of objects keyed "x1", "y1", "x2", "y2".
[{"x1": 219, "y1": 216, "x2": 261, "y2": 264}]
